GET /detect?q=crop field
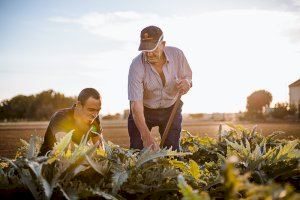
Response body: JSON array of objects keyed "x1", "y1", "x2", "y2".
[
  {"x1": 0, "y1": 120, "x2": 299, "y2": 159},
  {"x1": 0, "y1": 122, "x2": 299, "y2": 199}
]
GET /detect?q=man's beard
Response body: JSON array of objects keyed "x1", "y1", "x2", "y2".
[{"x1": 146, "y1": 54, "x2": 161, "y2": 64}]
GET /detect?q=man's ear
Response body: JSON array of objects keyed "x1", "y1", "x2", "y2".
[
  {"x1": 161, "y1": 41, "x2": 166, "y2": 47},
  {"x1": 76, "y1": 101, "x2": 83, "y2": 109}
]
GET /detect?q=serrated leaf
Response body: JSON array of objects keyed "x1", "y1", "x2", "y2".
[
  {"x1": 225, "y1": 139, "x2": 248, "y2": 158},
  {"x1": 275, "y1": 140, "x2": 299, "y2": 161},
  {"x1": 136, "y1": 148, "x2": 190, "y2": 168},
  {"x1": 245, "y1": 138, "x2": 251, "y2": 152},
  {"x1": 111, "y1": 168, "x2": 129, "y2": 194}
]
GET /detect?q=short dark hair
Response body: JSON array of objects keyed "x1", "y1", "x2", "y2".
[{"x1": 78, "y1": 88, "x2": 101, "y2": 105}]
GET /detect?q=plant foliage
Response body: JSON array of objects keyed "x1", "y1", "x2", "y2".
[{"x1": 0, "y1": 125, "x2": 299, "y2": 199}]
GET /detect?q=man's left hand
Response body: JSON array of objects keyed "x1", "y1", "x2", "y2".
[{"x1": 177, "y1": 79, "x2": 191, "y2": 95}]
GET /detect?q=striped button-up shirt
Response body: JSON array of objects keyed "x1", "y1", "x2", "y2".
[{"x1": 128, "y1": 46, "x2": 192, "y2": 109}]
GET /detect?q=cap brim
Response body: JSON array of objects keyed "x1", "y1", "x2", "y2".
[{"x1": 138, "y1": 41, "x2": 158, "y2": 51}]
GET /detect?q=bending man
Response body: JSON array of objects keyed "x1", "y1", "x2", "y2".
[
  {"x1": 128, "y1": 25, "x2": 192, "y2": 151},
  {"x1": 39, "y1": 88, "x2": 103, "y2": 156}
]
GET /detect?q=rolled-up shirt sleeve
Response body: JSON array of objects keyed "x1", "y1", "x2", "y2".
[
  {"x1": 178, "y1": 50, "x2": 192, "y2": 85},
  {"x1": 128, "y1": 60, "x2": 144, "y2": 101}
]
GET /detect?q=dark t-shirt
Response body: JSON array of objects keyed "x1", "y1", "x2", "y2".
[{"x1": 38, "y1": 105, "x2": 100, "y2": 156}]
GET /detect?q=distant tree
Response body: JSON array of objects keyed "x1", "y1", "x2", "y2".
[
  {"x1": 287, "y1": 104, "x2": 297, "y2": 116},
  {"x1": 0, "y1": 90, "x2": 75, "y2": 121},
  {"x1": 246, "y1": 90, "x2": 272, "y2": 119},
  {"x1": 28, "y1": 90, "x2": 75, "y2": 120},
  {"x1": 271, "y1": 103, "x2": 297, "y2": 119},
  {"x1": 189, "y1": 113, "x2": 204, "y2": 119},
  {"x1": 0, "y1": 95, "x2": 34, "y2": 121},
  {"x1": 102, "y1": 113, "x2": 121, "y2": 120},
  {"x1": 0, "y1": 100, "x2": 11, "y2": 121},
  {"x1": 271, "y1": 103, "x2": 288, "y2": 119},
  {"x1": 11, "y1": 95, "x2": 34, "y2": 119}
]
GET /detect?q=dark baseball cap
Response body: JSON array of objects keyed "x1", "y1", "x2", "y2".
[{"x1": 138, "y1": 26, "x2": 163, "y2": 51}]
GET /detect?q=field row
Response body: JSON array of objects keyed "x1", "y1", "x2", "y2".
[{"x1": 0, "y1": 121, "x2": 299, "y2": 158}]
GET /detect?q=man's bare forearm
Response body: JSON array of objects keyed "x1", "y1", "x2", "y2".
[
  {"x1": 131, "y1": 101, "x2": 150, "y2": 138},
  {"x1": 131, "y1": 101, "x2": 159, "y2": 150}
]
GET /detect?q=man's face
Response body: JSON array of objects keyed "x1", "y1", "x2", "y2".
[
  {"x1": 77, "y1": 97, "x2": 101, "y2": 125},
  {"x1": 143, "y1": 41, "x2": 165, "y2": 64}
]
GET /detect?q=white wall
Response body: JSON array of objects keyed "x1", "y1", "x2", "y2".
[{"x1": 289, "y1": 86, "x2": 300, "y2": 106}]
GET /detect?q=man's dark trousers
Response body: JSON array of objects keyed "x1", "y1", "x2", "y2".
[{"x1": 128, "y1": 101, "x2": 183, "y2": 151}]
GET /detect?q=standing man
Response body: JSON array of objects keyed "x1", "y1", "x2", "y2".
[
  {"x1": 39, "y1": 88, "x2": 103, "y2": 156},
  {"x1": 128, "y1": 25, "x2": 192, "y2": 151}
]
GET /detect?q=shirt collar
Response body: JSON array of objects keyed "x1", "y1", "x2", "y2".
[{"x1": 163, "y1": 48, "x2": 170, "y2": 63}]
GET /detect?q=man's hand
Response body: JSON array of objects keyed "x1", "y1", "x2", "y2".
[
  {"x1": 141, "y1": 131, "x2": 159, "y2": 151},
  {"x1": 177, "y1": 79, "x2": 191, "y2": 95}
]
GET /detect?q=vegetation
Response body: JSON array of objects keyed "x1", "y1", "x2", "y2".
[
  {"x1": 0, "y1": 125, "x2": 299, "y2": 199},
  {"x1": 102, "y1": 113, "x2": 122, "y2": 120},
  {"x1": 246, "y1": 90, "x2": 273, "y2": 119},
  {"x1": 271, "y1": 103, "x2": 297, "y2": 119},
  {"x1": 189, "y1": 113, "x2": 204, "y2": 119},
  {"x1": 0, "y1": 90, "x2": 75, "y2": 121}
]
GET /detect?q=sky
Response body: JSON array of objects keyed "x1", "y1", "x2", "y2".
[{"x1": 0, "y1": 0, "x2": 300, "y2": 114}]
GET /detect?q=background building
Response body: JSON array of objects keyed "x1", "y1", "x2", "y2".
[{"x1": 289, "y1": 79, "x2": 300, "y2": 118}]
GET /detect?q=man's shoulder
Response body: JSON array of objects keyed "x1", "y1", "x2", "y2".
[
  {"x1": 165, "y1": 46, "x2": 183, "y2": 54},
  {"x1": 50, "y1": 107, "x2": 74, "y2": 124},
  {"x1": 131, "y1": 53, "x2": 143, "y2": 66},
  {"x1": 129, "y1": 53, "x2": 145, "y2": 75}
]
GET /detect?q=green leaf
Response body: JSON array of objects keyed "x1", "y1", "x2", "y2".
[
  {"x1": 170, "y1": 159, "x2": 189, "y2": 174},
  {"x1": 275, "y1": 140, "x2": 299, "y2": 161},
  {"x1": 189, "y1": 159, "x2": 201, "y2": 180},
  {"x1": 85, "y1": 155, "x2": 110, "y2": 176},
  {"x1": 177, "y1": 174, "x2": 209, "y2": 200},
  {"x1": 225, "y1": 139, "x2": 249, "y2": 158},
  {"x1": 135, "y1": 148, "x2": 190, "y2": 168},
  {"x1": 27, "y1": 135, "x2": 36, "y2": 159},
  {"x1": 57, "y1": 183, "x2": 79, "y2": 200},
  {"x1": 245, "y1": 138, "x2": 251, "y2": 152},
  {"x1": 91, "y1": 189, "x2": 119, "y2": 200},
  {"x1": 111, "y1": 168, "x2": 129, "y2": 194},
  {"x1": 20, "y1": 139, "x2": 29, "y2": 147},
  {"x1": 51, "y1": 131, "x2": 73, "y2": 157},
  {"x1": 27, "y1": 161, "x2": 53, "y2": 199},
  {"x1": 5, "y1": 159, "x2": 48, "y2": 199}
]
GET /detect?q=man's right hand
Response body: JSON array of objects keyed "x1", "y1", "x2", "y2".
[{"x1": 141, "y1": 132, "x2": 159, "y2": 151}]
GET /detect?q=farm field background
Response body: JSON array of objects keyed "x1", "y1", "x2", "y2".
[{"x1": 0, "y1": 120, "x2": 299, "y2": 158}]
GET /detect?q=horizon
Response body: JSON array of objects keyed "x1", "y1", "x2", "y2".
[
  {"x1": 1, "y1": 0, "x2": 300, "y2": 115},
  {"x1": 0, "y1": 87, "x2": 296, "y2": 116}
]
